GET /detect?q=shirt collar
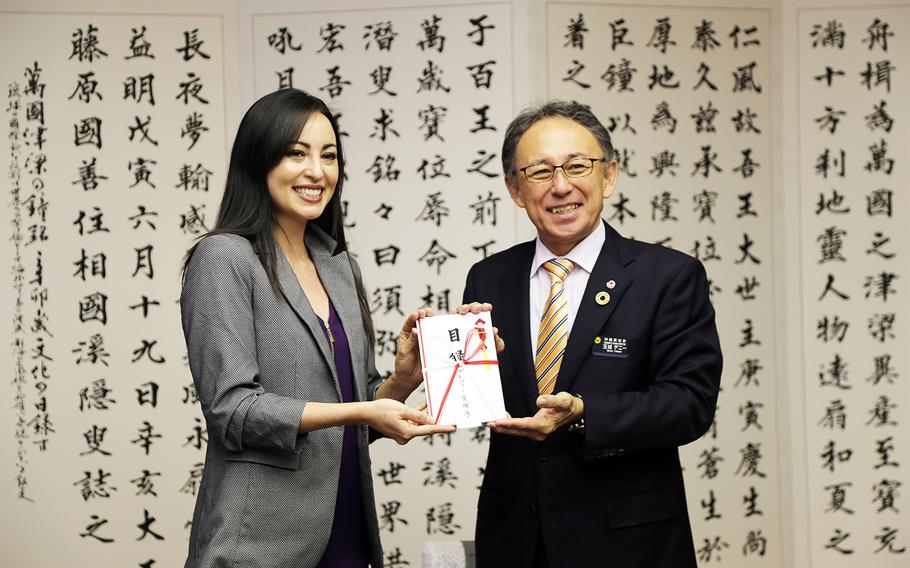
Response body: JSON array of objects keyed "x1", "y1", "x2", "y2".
[{"x1": 530, "y1": 220, "x2": 605, "y2": 279}]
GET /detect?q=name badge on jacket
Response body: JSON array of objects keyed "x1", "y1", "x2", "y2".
[{"x1": 592, "y1": 336, "x2": 629, "y2": 358}]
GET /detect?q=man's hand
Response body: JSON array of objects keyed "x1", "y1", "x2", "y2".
[
  {"x1": 381, "y1": 303, "x2": 505, "y2": 403},
  {"x1": 487, "y1": 392, "x2": 583, "y2": 442},
  {"x1": 453, "y1": 302, "x2": 505, "y2": 353}
]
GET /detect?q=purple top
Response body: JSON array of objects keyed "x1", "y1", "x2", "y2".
[{"x1": 316, "y1": 302, "x2": 370, "y2": 568}]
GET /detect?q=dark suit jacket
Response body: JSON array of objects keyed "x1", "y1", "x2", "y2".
[
  {"x1": 181, "y1": 226, "x2": 383, "y2": 568},
  {"x1": 463, "y1": 220, "x2": 722, "y2": 568}
]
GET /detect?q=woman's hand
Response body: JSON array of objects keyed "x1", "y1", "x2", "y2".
[
  {"x1": 365, "y1": 398, "x2": 455, "y2": 444},
  {"x1": 392, "y1": 308, "x2": 433, "y2": 388},
  {"x1": 378, "y1": 302, "x2": 504, "y2": 403}
]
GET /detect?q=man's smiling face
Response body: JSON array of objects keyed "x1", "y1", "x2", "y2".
[{"x1": 506, "y1": 116, "x2": 618, "y2": 256}]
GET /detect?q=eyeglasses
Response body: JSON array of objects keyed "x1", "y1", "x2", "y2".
[{"x1": 517, "y1": 157, "x2": 606, "y2": 183}]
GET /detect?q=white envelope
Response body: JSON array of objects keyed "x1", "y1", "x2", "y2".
[{"x1": 415, "y1": 311, "x2": 507, "y2": 428}]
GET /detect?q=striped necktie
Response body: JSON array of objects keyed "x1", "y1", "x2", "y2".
[{"x1": 535, "y1": 258, "x2": 574, "y2": 395}]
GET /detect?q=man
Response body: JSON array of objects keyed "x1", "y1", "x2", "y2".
[{"x1": 463, "y1": 101, "x2": 722, "y2": 567}]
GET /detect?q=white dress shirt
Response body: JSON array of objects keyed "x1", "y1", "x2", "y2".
[{"x1": 528, "y1": 221, "x2": 605, "y2": 354}]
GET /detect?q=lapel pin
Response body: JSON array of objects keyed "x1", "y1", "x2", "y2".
[
  {"x1": 606, "y1": 279, "x2": 616, "y2": 289},
  {"x1": 594, "y1": 336, "x2": 602, "y2": 344},
  {"x1": 595, "y1": 291, "x2": 611, "y2": 305}
]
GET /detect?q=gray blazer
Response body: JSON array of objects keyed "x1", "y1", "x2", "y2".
[{"x1": 181, "y1": 226, "x2": 383, "y2": 568}]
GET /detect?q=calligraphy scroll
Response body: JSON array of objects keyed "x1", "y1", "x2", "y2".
[
  {"x1": 1, "y1": 11, "x2": 226, "y2": 567},
  {"x1": 799, "y1": 6, "x2": 909, "y2": 566},
  {"x1": 546, "y1": 3, "x2": 779, "y2": 565}
]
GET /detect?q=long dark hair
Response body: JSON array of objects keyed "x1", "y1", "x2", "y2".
[{"x1": 183, "y1": 88, "x2": 374, "y2": 344}]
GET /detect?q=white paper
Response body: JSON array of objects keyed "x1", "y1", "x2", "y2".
[{"x1": 415, "y1": 311, "x2": 507, "y2": 428}]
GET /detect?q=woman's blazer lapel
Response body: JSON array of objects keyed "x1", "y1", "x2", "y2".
[
  {"x1": 272, "y1": 227, "x2": 369, "y2": 403},
  {"x1": 308, "y1": 237, "x2": 370, "y2": 404}
]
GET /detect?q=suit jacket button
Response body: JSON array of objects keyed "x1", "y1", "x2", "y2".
[
  {"x1": 538, "y1": 448, "x2": 549, "y2": 461},
  {"x1": 529, "y1": 504, "x2": 537, "y2": 517}
]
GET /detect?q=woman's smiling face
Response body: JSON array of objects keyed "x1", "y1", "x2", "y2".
[{"x1": 266, "y1": 112, "x2": 339, "y2": 230}]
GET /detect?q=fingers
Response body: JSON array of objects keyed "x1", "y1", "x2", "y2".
[
  {"x1": 487, "y1": 417, "x2": 529, "y2": 433},
  {"x1": 536, "y1": 393, "x2": 573, "y2": 411},
  {"x1": 399, "y1": 325, "x2": 420, "y2": 346},
  {"x1": 400, "y1": 308, "x2": 434, "y2": 335},
  {"x1": 453, "y1": 302, "x2": 492, "y2": 314},
  {"x1": 415, "y1": 401, "x2": 428, "y2": 412},
  {"x1": 488, "y1": 418, "x2": 545, "y2": 441},
  {"x1": 489, "y1": 417, "x2": 527, "y2": 428},
  {"x1": 485, "y1": 411, "x2": 511, "y2": 424},
  {"x1": 487, "y1": 415, "x2": 554, "y2": 441},
  {"x1": 493, "y1": 330, "x2": 505, "y2": 353},
  {"x1": 402, "y1": 407, "x2": 432, "y2": 425},
  {"x1": 392, "y1": 421, "x2": 455, "y2": 445},
  {"x1": 400, "y1": 313, "x2": 418, "y2": 334},
  {"x1": 410, "y1": 423, "x2": 456, "y2": 437}
]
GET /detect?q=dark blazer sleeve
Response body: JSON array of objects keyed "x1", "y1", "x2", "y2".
[
  {"x1": 582, "y1": 256, "x2": 722, "y2": 454},
  {"x1": 181, "y1": 235, "x2": 307, "y2": 455},
  {"x1": 463, "y1": 264, "x2": 478, "y2": 305}
]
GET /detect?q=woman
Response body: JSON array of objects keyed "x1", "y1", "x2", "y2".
[{"x1": 180, "y1": 89, "x2": 455, "y2": 567}]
